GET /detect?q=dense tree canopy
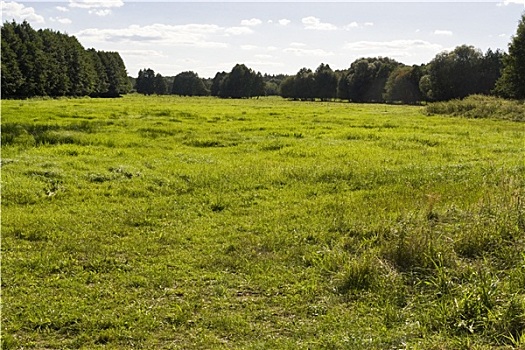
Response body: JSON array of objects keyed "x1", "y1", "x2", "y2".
[
  {"x1": 338, "y1": 57, "x2": 400, "y2": 102},
  {"x1": 384, "y1": 66, "x2": 424, "y2": 104},
  {"x1": 210, "y1": 72, "x2": 227, "y2": 97},
  {"x1": 263, "y1": 74, "x2": 287, "y2": 96},
  {"x1": 172, "y1": 71, "x2": 209, "y2": 96},
  {"x1": 1, "y1": 21, "x2": 130, "y2": 98},
  {"x1": 279, "y1": 76, "x2": 297, "y2": 100},
  {"x1": 280, "y1": 64, "x2": 337, "y2": 101},
  {"x1": 496, "y1": 13, "x2": 525, "y2": 99},
  {"x1": 480, "y1": 49, "x2": 506, "y2": 95},
  {"x1": 135, "y1": 68, "x2": 170, "y2": 95},
  {"x1": 294, "y1": 68, "x2": 316, "y2": 100},
  {"x1": 216, "y1": 64, "x2": 265, "y2": 98},
  {"x1": 428, "y1": 45, "x2": 483, "y2": 101},
  {"x1": 425, "y1": 46, "x2": 505, "y2": 101},
  {"x1": 154, "y1": 73, "x2": 169, "y2": 95},
  {"x1": 136, "y1": 68, "x2": 156, "y2": 95},
  {"x1": 314, "y1": 64, "x2": 338, "y2": 101}
]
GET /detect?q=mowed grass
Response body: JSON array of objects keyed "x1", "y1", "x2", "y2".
[{"x1": 1, "y1": 95, "x2": 524, "y2": 349}]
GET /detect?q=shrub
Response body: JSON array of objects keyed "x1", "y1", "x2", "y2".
[{"x1": 425, "y1": 95, "x2": 525, "y2": 121}]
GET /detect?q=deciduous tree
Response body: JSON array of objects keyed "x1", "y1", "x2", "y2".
[
  {"x1": 496, "y1": 14, "x2": 525, "y2": 99},
  {"x1": 172, "y1": 71, "x2": 209, "y2": 96},
  {"x1": 338, "y1": 57, "x2": 400, "y2": 102},
  {"x1": 136, "y1": 68, "x2": 156, "y2": 95},
  {"x1": 428, "y1": 45, "x2": 484, "y2": 101},
  {"x1": 218, "y1": 64, "x2": 264, "y2": 98},
  {"x1": 384, "y1": 65, "x2": 423, "y2": 104},
  {"x1": 314, "y1": 63, "x2": 337, "y2": 101}
]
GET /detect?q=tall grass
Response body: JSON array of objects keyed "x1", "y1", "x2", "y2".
[{"x1": 426, "y1": 95, "x2": 525, "y2": 121}]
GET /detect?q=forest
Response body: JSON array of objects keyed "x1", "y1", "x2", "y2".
[
  {"x1": 1, "y1": 21, "x2": 130, "y2": 98},
  {"x1": 2, "y1": 14, "x2": 524, "y2": 103}
]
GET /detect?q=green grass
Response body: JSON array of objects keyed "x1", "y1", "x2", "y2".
[{"x1": 2, "y1": 95, "x2": 524, "y2": 349}]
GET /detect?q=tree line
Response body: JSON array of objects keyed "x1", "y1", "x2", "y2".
[
  {"x1": 137, "y1": 45, "x2": 510, "y2": 104},
  {"x1": 1, "y1": 21, "x2": 130, "y2": 98},
  {"x1": 134, "y1": 64, "x2": 267, "y2": 99},
  {"x1": 2, "y1": 14, "x2": 523, "y2": 102},
  {"x1": 279, "y1": 48, "x2": 505, "y2": 104},
  {"x1": 140, "y1": 13, "x2": 524, "y2": 103}
]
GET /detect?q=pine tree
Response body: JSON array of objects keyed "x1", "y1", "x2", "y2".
[
  {"x1": 86, "y1": 48, "x2": 109, "y2": 97},
  {"x1": 14, "y1": 21, "x2": 48, "y2": 97},
  {"x1": 1, "y1": 21, "x2": 24, "y2": 97},
  {"x1": 1, "y1": 21, "x2": 130, "y2": 98}
]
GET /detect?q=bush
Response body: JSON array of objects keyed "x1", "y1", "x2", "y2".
[{"x1": 425, "y1": 95, "x2": 525, "y2": 121}]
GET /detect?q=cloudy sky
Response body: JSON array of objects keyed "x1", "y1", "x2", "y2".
[{"x1": 2, "y1": 0, "x2": 524, "y2": 78}]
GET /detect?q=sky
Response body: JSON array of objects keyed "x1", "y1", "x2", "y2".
[{"x1": 2, "y1": 1, "x2": 525, "y2": 78}]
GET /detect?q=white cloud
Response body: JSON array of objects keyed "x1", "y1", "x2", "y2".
[
  {"x1": 434, "y1": 30, "x2": 453, "y2": 36},
  {"x1": 278, "y1": 18, "x2": 291, "y2": 26},
  {"x1": 119, "y1": 49, "x2": 166, "y2": 57},
  {"x1": 56, "y1": 6, "x2": 69, "y2": 12},
  {"x1": 75, "y1": 23, "x2": 256, "y2": 47},
  {"x1": 283, "y1": 47, "x2": 335, "y2": 57},
  {"x1": 343, "y1": 21, "x2": 374, "y2": 30},
  {"x1": 245, "y1": 60, "x2": 285, "y2": 68},
  {"x1": 89, "y1": 9, "x2": 111, "y2": 16},
  {"x1": 69, "y1": 0, "x2": 123, "y2": 15},
  {"x1": 49, "y1": 16, "x2": 72, "y2": 24},
  {"x1": 241, "y1": 44, "x2": 259, "y2": 50},
  {"x1": 498, "y1": 0, "x2": 525, "y2": 5},
  {"x1": 76, "y1": 23, "x2": 231, "y2": 48},
  {"x1": 343, "y1": 22, "x2": 359, "y2": 30},
  {"x1": 255, "y1": 54, "x2": 274, "y2": 59},
  {"x1": 344, "y1": 39, "x2": 442, "y2": 51},
  {"x1": 302, "y1": 16, "x2": 337, "y2": 31},
  {"x1": 290, "y1": 42, "x2": 307, "y2": 47},
  {"x1": 68, "y1": 0, "x2": 123, "y2": 9},
  {"x1": 225, "y1": 26, "x2": 253, "y2": 35},
  {"x1": 241, "y1": 18, "x2": 262, "y2": 26},
  {"x1": 344, "y1": 39, "x2": 443, "y2": 60},
  {"x1": 1, "y1": 1, "x2": 45, "y2": 23}
]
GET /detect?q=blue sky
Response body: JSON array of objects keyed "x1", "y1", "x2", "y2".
[{"x1": 2, "y1": 1, "x2": 524, "y2": 78}]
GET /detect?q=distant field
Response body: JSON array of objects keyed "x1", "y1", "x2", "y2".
[{"x1": 2, "y1": 95, "x2": 524, "y2": 349}]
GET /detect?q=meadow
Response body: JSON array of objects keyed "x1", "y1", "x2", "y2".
[{"x1": 1, "y1": 95, "x2": 524, "y2": 349}]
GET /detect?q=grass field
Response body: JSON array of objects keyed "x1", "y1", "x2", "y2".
[{"x1": 2, "y1": 95, "x2": 524, "y2": 349}]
